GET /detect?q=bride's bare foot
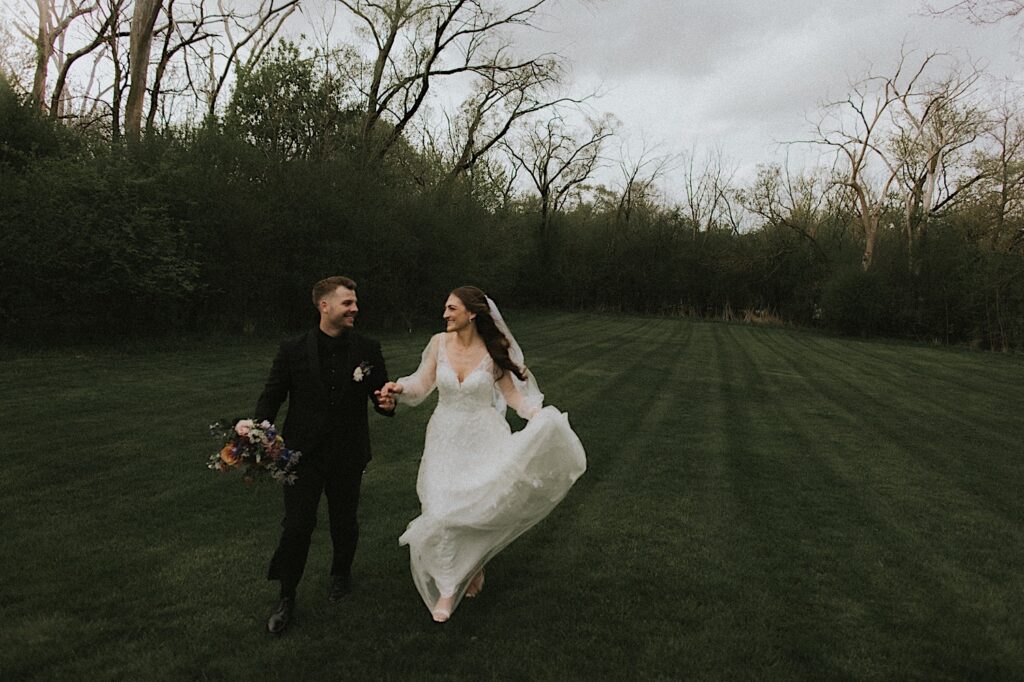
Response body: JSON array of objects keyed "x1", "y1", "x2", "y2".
[
  {"x1": 465, "y1": 570, "x2": 485, "y2": 598},
  {"x1": 432, "y1": 595, "x2": 455, "y2": 622}
]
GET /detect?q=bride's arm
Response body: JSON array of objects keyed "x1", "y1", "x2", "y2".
[
  {"x1": 497, "y1": 370, "x2": 541, "y2": 419},
  {"x1": 388, "y1": 334, "x2": 439, "y2": 407}
]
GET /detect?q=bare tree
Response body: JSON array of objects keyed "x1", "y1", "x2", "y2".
[
  {"x1": 201, "y1": 0, "x2": 300, "y2": 117},
  {"x1": 806, "y1": 51, "x2": 946, "y2": 269},
  {"x1": 925, "y1": 0, "x2": 1024, "y2": 24},
  {"x1": 47, "y1": 0, "x2": 122, "y2": 118},
  {"x1": 476, "y1": 150, "x2": 520, "y2": 209},
  {"x1": 7, "y1": 0, "x2": 310, "y2": 137},
  {"x1": 743, "y1": 162, "x2": 831, "y2": 258},
  {"x1": 335, "y1": 0, "x2": 559, "y2": 159},
  {"x1": 807, "y1": 49, "x2": 990, "y2": 270},
  {"x1": 926, "y1": 1, "x2": 1024, "y2": 57},
  {"x1": 678, "y1": 145, "x2": 739, "y2": 238},
  {"x1": 144, "y1": 0, "x2": 212, "y2": 129},
  {"x1": 1, "y1": 6, "x2": 35, "y2": 88},
  {"x1": 888, "y1": 58, "x2": 987, "y2": 271},
  {"x1": 973, "y1": 89, "x2": 1024, "y2": 250},
  {"x1": 504, "y1": 112, "x2": 615, "y2": 234},
  {"x1": 614, "y1": 137, "x2": 674, "y2": 224},
  {"x1": 18, "y1": 0, "x2": 98, "y2": 111},
  {"x1": 106, "y1": 0, "x2": 129, "y2": 137},
  {"x1": 441, "y1": 50, "x2": 582, "y2": 181},
  {"x1": 119, "y1": 0, "x2": 297, "y2": 136}
]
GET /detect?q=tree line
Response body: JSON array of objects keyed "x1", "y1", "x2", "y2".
[{"x1": 1, "y1": 1, "x2": 1023, "y2": 349}]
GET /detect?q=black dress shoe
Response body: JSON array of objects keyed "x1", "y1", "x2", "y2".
[
  {"x1": 328, "y1": 575, "x2": 351, "y2": 602},
  {"x1": 266, "y1": 597, "x2": 294, "y2": 635}
]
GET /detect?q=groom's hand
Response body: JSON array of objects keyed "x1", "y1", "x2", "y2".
[
  {"x1": 375, "y1": 389, "x2": 397, "y2": 412},
  {"x1": 374, "y1": 381, "x2": 402, "y2": 412}
]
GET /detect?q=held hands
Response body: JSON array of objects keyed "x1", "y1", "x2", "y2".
[{"x1": 375, "y1": 381, "x2": 403, "y2": 412}]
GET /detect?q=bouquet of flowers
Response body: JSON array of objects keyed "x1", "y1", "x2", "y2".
[{"x1": 207, "y1": 419, "x2": 301, "y2": 484}]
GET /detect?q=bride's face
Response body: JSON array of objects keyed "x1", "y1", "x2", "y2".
[{"x1": 443, "y1": 295, "x2": 475, "y2": 332}]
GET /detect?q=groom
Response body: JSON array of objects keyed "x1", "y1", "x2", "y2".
[{"x1": 255, "y1": 276, "x2": 396, "y2": 634}]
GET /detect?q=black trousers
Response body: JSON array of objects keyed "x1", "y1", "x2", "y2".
[{"x1": 267, "y1": 450, "x2": 363, "y2": 597}]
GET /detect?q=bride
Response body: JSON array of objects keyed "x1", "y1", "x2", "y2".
[{"x1": 380, "y1": 286, "x2": 586, "y2": 622}]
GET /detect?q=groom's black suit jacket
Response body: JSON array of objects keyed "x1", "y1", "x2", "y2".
[{"x1": 255, "y1": 328, "x2": 392, "y2": 469}]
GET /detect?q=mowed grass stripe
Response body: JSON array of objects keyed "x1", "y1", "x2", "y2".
[
  {"x1": 713, "y1": 324, "x2": 1022, "y2": 678},
  {"x1": 789, "y1": 331, "x2": 1024, "y2": 454},
  {"x1": 2, "y1": 313, "x2": 1023, "y2": 681},
  {"x1": 732, "y1": 325, "x2": 1024, "y2": 676},
  {"x1": 787, "y1": 331, "x2": 1024, "y2": 449},
  {"x1": 753, "y1": 328, "x2": 1020, "y2": 486},
  {"x1": 762, "y1": 330, "x2": 1024, "y2": 525},
  {"x1": 703, "y1": 322, "x2": 892, "y2": 677},
  {"x1": 779, "y1": 351, "x2": 1023, "y2": 624},
  {"x1": 705, "y1": 324, "x2": 872, "y2": 676},
  {"x1": 509, "y1": 317, "x2": 704, "y2": 679},
  {"x1": 797, "y1": 330, "x2": 1024, "y2": 396}
]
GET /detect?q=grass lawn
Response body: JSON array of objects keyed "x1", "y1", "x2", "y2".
[{"x1": 2, "y1": 311, "x2": 1023, "y2": 681}]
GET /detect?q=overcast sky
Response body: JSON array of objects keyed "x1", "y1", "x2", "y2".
[
  {"x1": 11, "y1": 0, "x2": 1020, "y2": 197},
  {"x1": 468, "y1": 0, "x2": 1024, "y2": 193}
]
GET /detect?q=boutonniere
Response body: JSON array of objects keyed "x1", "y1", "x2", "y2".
[{"x1": 353, "y1": 361, "x2": 372, "y2": 382}]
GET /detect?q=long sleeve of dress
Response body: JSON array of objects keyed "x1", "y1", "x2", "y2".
[
  {"x1": 497, "y1": 369, "x2": 542, "y2": 420},
  {"x1": 397, "y1": 334, "x2": 439, "y2": 406}
]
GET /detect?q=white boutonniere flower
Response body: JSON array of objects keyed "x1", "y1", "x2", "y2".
[{"x1": 353, "y1": 361, "x2": 372, "y2": 382}]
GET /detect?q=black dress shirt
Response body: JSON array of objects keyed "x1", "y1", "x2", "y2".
[{"x1": 317, "y1": 329, "x2": 350, "y2": 409}]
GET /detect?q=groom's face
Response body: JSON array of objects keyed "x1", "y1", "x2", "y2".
[{"x1": 321, "y1": 286, "x2": 358, "y2": 331}]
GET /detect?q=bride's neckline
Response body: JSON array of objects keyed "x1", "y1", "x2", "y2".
[{"x1": 441, "y1": 333, "x2": 490, "y2": 384}]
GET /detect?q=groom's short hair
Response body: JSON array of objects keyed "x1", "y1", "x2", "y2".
[{"x1": 312, "y1": 276, "x2": 357, "y2": 306}]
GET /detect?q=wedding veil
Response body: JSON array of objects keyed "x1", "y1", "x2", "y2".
[{"x1": 486, "y1": 297, "x2": 544, "y2": 417}]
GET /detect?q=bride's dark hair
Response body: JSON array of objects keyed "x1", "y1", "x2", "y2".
[{"x1": 450, "y1": 285, "x2": 527, "y2": 382}]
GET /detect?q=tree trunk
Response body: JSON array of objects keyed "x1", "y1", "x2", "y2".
[
  {"x1": 862, "y1": 218, "x2": 878, "y2": 271},
  {"x1": 910, "y1": 154, "x2": 941, "y2": 275},
  {"x1": 30, "y1": 0, "x2": 53, "y2": 111},
  {"x1": 124, "y1": 0, "x2": 163, "y2": 141},
  {"x1": 111, "y1": 35, "x2": 124, "y2": 141},
  {"x1": 540, "y1": 189, "x2": 551, "y2": 236}
]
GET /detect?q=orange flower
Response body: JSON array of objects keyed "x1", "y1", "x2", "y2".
[{"x1": 219, "y1": 444, "x2": 240, "y2": 466}]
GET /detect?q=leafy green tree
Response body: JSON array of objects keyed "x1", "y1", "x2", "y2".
[
  {"x1": 0, "y1": 76, "x2": 69, "y2": 168},
  {"x1": 225, "y1": 41, "x2": 359, "y2": 161}
]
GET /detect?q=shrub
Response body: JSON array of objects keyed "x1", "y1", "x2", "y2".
[{"x1": 820, "y1": 266, "x2": 891, "y2": 336}]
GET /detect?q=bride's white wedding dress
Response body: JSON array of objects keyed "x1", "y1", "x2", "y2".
[{"x1": 397, "y1": 333, "x2": 587, "y2": 614}]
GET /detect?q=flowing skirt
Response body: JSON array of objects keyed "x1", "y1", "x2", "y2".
[{"x1": 398, "y1": 406, "x2": 586, "y2": 613}]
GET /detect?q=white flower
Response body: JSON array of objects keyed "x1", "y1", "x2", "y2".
[{"x1": 353, "y1": 362, "x2": 371, "y2": 382}]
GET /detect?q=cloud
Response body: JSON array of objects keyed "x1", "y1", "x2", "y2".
[
  {"x1": 519, "y1": 0, "x2": 1024, "y2": 191},
  {"x1": 532, "y1": 0, "x2": 830, "y2": 80}
]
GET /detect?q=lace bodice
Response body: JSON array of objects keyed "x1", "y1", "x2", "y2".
[
  {"x1": 397, "y1": 334, "x2": 539, "y2": 419},
  {"x1": 435, "y1": 339, "x2": 497, "y2": 412}
]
